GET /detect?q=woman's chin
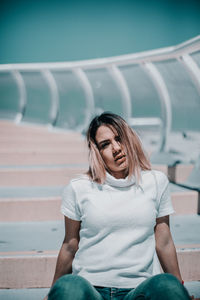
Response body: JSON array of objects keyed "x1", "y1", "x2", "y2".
[{"x1": 110, "y1": 166, "x2": 128, "y2": 179}]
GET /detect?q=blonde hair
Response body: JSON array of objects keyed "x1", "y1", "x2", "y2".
[{"x1": 86, "y1": 112, "x2": 151, "y2": 184}]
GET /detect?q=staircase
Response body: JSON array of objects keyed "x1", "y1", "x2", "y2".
[{"x1": 0, "y1": 120, "x2": 200, "y2": 299}]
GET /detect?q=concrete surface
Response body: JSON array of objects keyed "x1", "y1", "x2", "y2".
[
  {"x1": 0, "y1": 215, "x2": 200, "y2": 252},
  {"x1": 0, "y1": 120, "x2": 200, "y2": 292},
  {"x1": 0, "y1": 282, "x2": 199, "y2": 299},
  {"x1": 0, "y1": 183, "x2": 199, "y2": 222}
]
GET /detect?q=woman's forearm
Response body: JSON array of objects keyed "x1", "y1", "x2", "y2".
[
  {"x1": 155, "y1": 215, "x2": 183, "y2": 282},
  {"x1": 51, "y1": 242, "x2": 75, "y2": 286},
  {"x1": 156, "y1": 240, "x2": 182, "y2": 282},
  {"x1": 43, "y1": 242, "x2": 75, "y2": 300}
]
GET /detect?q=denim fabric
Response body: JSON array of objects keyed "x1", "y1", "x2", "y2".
[
  {"x1": 95, "y1": 286, "x2": 132, "y2": 300},
  {"x1": 48, "y1": 273, "x2": 190, "y2": 300}
]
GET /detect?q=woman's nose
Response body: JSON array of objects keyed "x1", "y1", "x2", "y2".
[{"x1": 112, "y1": 140, "x2": 121, "y2": 152}]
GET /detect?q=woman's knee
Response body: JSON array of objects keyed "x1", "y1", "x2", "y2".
[
  {"x1": 147, "y1": 273, "x2": 181, "y2": 291},
  {"x1": 48, "y1": 275, "x2": 95, "y2": 299},
  {"x1": 48, "y1": 274, "x2": 99, "y2": 300},
  {"x1": 145, "y1": 274, "x2": 190, "y2": 299},
  {"x1": 152, "y1": 273, "x2": 178, "y2": 283}
]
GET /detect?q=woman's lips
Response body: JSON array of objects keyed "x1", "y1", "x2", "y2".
[{"x1": 115, "y1": 154, "x2": 126, "y2": 163}]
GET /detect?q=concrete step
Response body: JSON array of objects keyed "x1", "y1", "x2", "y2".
[
  {"x1": 0, "y1": 165, "x2": 169, "y2": 186},
  {"x1": 1, "y1": 248, "x2": 199, "y2": 289},
  {"x1": 0, "y1": 137, "x2": 83, "y2": 149},
  {"x1": 0, "y1": 161, "x2": 193, "y2": 185},
  {"x1": 0, "y1": 152, "x2": 88, "y2": 165},
  {"x1": 0, "y1": 215, "x2": 200, "y2": 288},
  {"x1": 170, "y1": 183, "x2": 199, "y2": 215},
  {"x1": 0, "y1": 121, "x2": 88, "y2": 165},
  {"x1": 0, "y1": 282, "x2": 199, "y2": 299},
  {"x1": 0, "y1": 196, "x2": 62, "y2": 222},
  {"x1": 152, "y1": 163, "x2": 194, "y2": 184},
  {"x1": 168, "y1": 164, "x2": 194, "y2": 183},
  {"x1": 0, "y1": 166, "x2": 87, "y2": 186},
  {"x1": 0, "y1": 185, "x2": 64, "y2": 221},
  {"x1": 0, "y1": 282, "x2": 200, "y2": 299},
  {"x1": 0, "y1": 120, "x2": 194, "y2": 184},
  {"x1": 0, "y1": 142, "x2": 86, "y2": 151},
  {"x1": 0, "y1": 184, "x2": 198, "y2": 222},
  {"x1": 0, "y1": 288, "x2": 49, "y2": 300},
  {"x1": 0, "y1": 186, "x2": 63, "y2": 198},
  {"x1": 0, "y1": 216, "x2": 199, "y2": 253},
  {"x1": 0, "y1": 120, "x2": 83, "y2": 139},
  {"x1": 0, "y1": 134, "x2": 84, "y2": 144},
  {"x1": 0, "y1": 162, "x2": 193, "y2": 187}
]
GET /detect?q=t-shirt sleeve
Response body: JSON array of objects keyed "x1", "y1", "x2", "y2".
[
  {"x1": 61, "y1": 181, "x2": 81, "y2": 221},
  {"x1": 156, "y1": 173, "x2": 175, "y2": 218}
]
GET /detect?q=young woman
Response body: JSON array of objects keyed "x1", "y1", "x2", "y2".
[{"x1": 45, "y1": 112, "x2": 190, "y2": 300}]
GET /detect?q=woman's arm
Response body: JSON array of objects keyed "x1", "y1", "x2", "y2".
[
  {"x1": 43, "y1": 216, "x2": 80, "y2": 299},
  {"x1": 51, "y1": 216, "x2": 81, "y2": 285},
  {"x1": 154, "y1": 215, "x2": 183, "y2": 282}
]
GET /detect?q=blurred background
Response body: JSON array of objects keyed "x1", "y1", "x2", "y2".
[
  {"x1": 0, "y1": 2, "x2": 200, "y2": 299},
  {"x1": 0, "y1": 0, "x2": 200, "y2": 157},
  {"x1": 0, "y1": 0, "x2": 200, "y2": 63}
]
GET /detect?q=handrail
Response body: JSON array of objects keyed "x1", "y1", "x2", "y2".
[
  {"x1": 0, "y1": 35, "x2": 199, "y2": 72},
  {"x1": 0, "y1": 35, "x2": 200, "y2": 154}
]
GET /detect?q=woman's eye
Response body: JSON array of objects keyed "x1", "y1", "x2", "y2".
[
  {"x1": 115, "y1": 136, "x2": 121, "y2": 142},
  {"x1": 101, "y1": 142, "x2": 109, "y2": 149}
]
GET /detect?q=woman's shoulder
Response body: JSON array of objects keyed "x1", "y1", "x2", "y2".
[
  {"x1": 141, "y1": 169, "x2": 169, "y2": 184},
  {"x1": 68, "y1": 174, "x2": 95, "y2": 191},
  {"x1": 141, "y1": 170, "x2": 170, "y2": 200},
  {"x1": 69, "y1": 173, "x2": 90, "y2": 184},
  {"x1": 62, "y1": 174, "x2": 92, "y2": 198}
]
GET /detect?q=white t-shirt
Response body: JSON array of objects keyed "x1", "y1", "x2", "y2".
[{"x1": 61, "y1": 170, "x2": 174, "y2": 288}]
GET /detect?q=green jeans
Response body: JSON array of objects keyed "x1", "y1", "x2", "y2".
[{"x1": 48, "y1": 273, "x2": 190, "y2": 300}]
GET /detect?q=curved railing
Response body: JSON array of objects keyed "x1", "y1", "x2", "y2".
[{"x1": 0, "y1": 35, "x2": 200, "y2": 152}]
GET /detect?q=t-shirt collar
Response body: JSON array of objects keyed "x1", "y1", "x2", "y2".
[{"x1": 105, "y1": 171, "x2": 136, "y2": 188}]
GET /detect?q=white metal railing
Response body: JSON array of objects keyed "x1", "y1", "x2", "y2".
[
  {"x1": 1, "y1": 35, "x2": 200, "y2": 71},
  {"x1": 0, "y1": 35, "x2": 200, "y2": 152}
]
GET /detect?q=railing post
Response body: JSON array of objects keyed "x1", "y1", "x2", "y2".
[
  {"x1": 41, "y1": 69, "x2": 59, "y2": 127},
  {"x1": 180, "y1": 54, "x2": 200, "y2": 96},
  {"x1": 11, "y1": 70, "x2": 27, "y2": 123},
  {"x1": 108, "y1": 65, "x2": 132, "y2": 120},
  {"x1": 73, "y1": 68, "x2": 95, "y2": 132},
  {"x1": 142, "y1": 63, "x2": 172, "y2": 152}
]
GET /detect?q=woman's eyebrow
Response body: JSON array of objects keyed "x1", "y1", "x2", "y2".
[{"x1": 98, "y1": 139, "x2": 110, "y2": 146}]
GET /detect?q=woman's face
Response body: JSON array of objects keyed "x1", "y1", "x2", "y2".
[{"x1": 95, "y1": 125, "x2": 128, "y2": 179}]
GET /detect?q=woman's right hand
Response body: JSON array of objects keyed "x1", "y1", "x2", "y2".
[{"x1": 43, "y1": 296, "x2": 48, "y2": 300}]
